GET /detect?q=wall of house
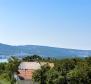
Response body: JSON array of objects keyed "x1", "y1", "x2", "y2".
[{"x1": 18, "y1": 69, "x2": 34, "y2": 80}]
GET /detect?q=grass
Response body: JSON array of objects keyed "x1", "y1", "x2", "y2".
[
  {"x1": 0, "y1": 79, "x2": 10, "y2": 84},
  {"x1": 0, "y1": 73, "x2": 10, "y2": 84}
]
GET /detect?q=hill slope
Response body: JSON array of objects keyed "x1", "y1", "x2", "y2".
[{"x1": 0, "y1": 43, "x2": 91, "y2": 58}]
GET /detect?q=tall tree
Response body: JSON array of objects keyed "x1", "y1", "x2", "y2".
[
  {"x1": 33, "y1": 64, "x2": 50, "y2": 84},
  {"x1": 6, "y1": 56, "x2": 20, "y2": 84}
]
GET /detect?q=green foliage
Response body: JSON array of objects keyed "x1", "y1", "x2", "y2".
[
  {"x1": 0, "y1": 63, "x2": 6, "y2": 74},
  {"x1": 1, "y1": 55, "x2": 91, "y2": 84},
  {"x1": 67, "y1": 61, "x2": 91, "y2": 84},
  {"x1": 33, "y1": 57, "x2": 91, "y2": 84},
  {"x1": 0, "y1": 56, "x2": 20, "y2": 84},
  {"x1": 47, "y1": 69, "x2": 65, "y2": 84},
  {"x1": 33, "y1": 64, "x2": 50, "y2": 84},
  {"x1": 22, "y1": 55, "x2": 43, "y2": 62},
  {"x1": 7, "y1": 56, "x2": 20, "y2": 84}
]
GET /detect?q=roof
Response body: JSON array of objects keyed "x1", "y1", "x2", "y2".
[{"x1": 18, "y1": 62, "x2": 41, "y2": 70}]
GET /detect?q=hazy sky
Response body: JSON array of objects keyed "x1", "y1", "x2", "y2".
[{"x1": 0, "y1": 0, "x2": 91, "y2": 50}]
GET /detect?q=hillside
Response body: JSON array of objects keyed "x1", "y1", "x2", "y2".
[{"x1": 0, "y1": 43, "x2": 91, "y2": 58}]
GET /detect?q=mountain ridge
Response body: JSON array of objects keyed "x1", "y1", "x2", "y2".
[{"x1": 0, "y1": 43, "x2": 91, "y2": 58}]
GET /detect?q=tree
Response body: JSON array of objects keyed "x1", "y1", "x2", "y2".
[
  {"x1": 6, "y1": 56, "x2": 20, "y2": 84},
  {"x1": 0, "y1": 63, "x2": 6, "y2": 74},
  {"x1": 33, "y1": 64, "x2": 50, "y2": 84},
  {"x1": 23, "y1": 55, "x2": 43, "y2": 62},
  {"x1": 67, "y1": 61, "x2": 91, "y2": 84},
  {"x1": 47, "y1": 69, "x2": 65, "y2": 84}
]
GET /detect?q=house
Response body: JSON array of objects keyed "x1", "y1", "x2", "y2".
[
  {"x1": 18, "y1": 62, "x2": 41, "y2": 80},
  {"x1": 18, "y1": 62, "x2": 54, "y2": 80}
]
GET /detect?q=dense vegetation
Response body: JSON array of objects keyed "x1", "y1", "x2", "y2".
[
  {"x1": 0, "y1": 55, "x2": 91, "y2": 84},
  {"x1": 0, "y1": 57, "x2": 20, "y2": 84},
  {"x1": 33, "y1": 57, "x2": 91, "y2": 84}
]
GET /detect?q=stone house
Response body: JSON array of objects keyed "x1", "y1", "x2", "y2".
[{"x1": 18, "y1": 62, "x2": 54, "y2": 80}]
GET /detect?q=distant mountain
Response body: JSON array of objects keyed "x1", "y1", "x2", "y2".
[{"x1": 0, "y1": 43, "x2": 91, "y2": 58}]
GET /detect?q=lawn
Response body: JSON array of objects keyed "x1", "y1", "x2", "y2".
[{"x1": 0, "y1": 79, "x2": 10, "y2": 84}]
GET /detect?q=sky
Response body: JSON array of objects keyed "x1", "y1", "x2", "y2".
[{"x1": 0, "y1": 0, "x2": 91, "y2": 50}]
